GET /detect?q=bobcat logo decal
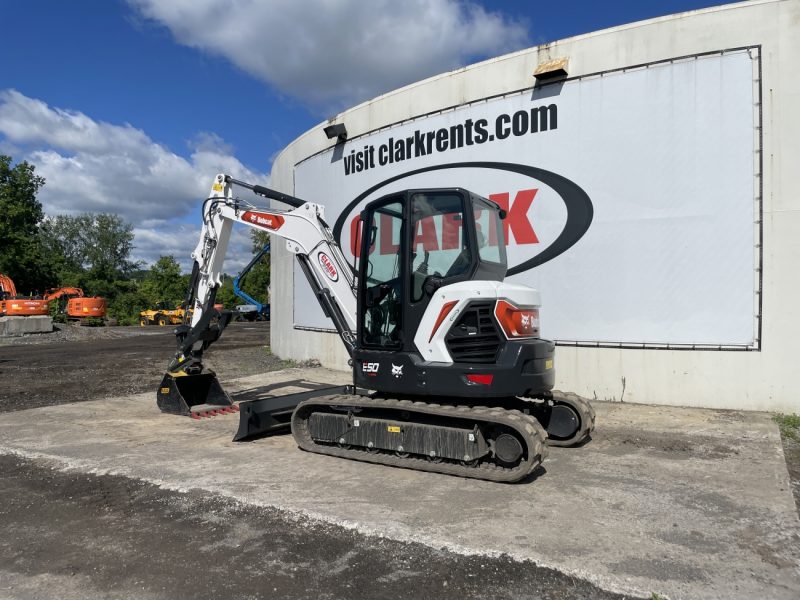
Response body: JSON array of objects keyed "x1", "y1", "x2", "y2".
[{"x1": 391, "y1": 364, "x2": 403, "y2": 378}]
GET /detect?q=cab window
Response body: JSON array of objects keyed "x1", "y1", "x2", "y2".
[
  {"x1": 472, "y1": 198, "x2": 507, "y2": 266},
  {"x1": 410, "y1": 193, "x2": 471, "y2": 302}
]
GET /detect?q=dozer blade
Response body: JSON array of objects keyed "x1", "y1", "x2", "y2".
[
  {"x1": 157, "y1": 370, "x2": 232, "y2": 416},
  {"x1": 233, "y1": 386, "x2": 347, "y2": 441}
]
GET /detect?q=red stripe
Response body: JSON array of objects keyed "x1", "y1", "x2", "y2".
[{"x1": 428, "y1": 301, "x2": 458, "y2": 342}]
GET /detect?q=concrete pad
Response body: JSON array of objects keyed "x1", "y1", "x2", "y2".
[
  {"x1": 1, "y1": 367, "x2": 798, "y2": 600},
  {"x1": 0, "y1": 316, "x2": 52, "y2": 336}
]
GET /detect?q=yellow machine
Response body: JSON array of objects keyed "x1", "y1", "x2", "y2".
[
  {"x1": 140, "y1": 302, "x2": 188, "y2": 327},
  {"x1": 140, "y1": 301, "x2": 224, "y2": 326}
]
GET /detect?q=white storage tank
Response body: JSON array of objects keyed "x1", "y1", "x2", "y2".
[{"x1": 267, "y1": 0, "x2": 800, "y2": 412}]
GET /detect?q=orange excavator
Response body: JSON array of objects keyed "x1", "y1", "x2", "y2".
[
  {"x1": 0, "y1": 274, "x2": 49, "y2": 316},
  {"x1": 44, "y1": 287, "x2": 107, "y2": 319}
]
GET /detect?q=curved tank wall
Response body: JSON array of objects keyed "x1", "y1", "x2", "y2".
[{"x1": 267, "y1": 0, "x2": 799, "y2": 412}]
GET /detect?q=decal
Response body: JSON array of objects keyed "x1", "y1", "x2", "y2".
[
  {"x1": 317, "y1": 252, "x2": 339, "y2": 282},
  {"x1": 362, "y1": 362, "x2": 380, "y2": 376},
  {"x1": 242, "y1": 210, "x2": 285, "y2": 231},
  {"x1": 333, "y1": 162, "x2": 593, "y2": 275},
  {"x1": 391, "y1": 364, "x2": 403, "y2": 378},
  {"x1": 343, "y1": 105, "x2": 557, "y2": 175}
]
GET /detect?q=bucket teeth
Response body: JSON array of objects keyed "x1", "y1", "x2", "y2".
[{"x1": 188, "y1": 404, "x2": 239, "y2": 419}]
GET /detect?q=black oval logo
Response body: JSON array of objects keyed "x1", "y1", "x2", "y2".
[{"x1": 332, "y1": 161, "x2": 593, "y2": 275}]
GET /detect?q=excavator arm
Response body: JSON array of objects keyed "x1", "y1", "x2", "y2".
[
  {"x1": 166, "y1": 174, "x2": 358, "y2": 381},
  {"x1": 0, "y1": 274, "x2": 18, "y2": 298},
  {"x1": 44, "y1": 287, "x2": 85, "y2": 301}
]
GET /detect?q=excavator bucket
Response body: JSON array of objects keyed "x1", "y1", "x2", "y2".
[{"x1": 156, "y1": 371, "x2": 233, "y2": 417}]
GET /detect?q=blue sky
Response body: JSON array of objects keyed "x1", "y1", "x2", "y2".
[{"x1": 0, "y1": 0, "x2": 737, "y2": 270}]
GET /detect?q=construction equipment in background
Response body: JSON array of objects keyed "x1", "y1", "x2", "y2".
[
  {"x1": 0, "y1": 274, "x2": 49, "y2": 316},
  {"x1": 44, "y1": 287, "x2": 107, "y2": 320},
  {"x1": 140, "y1": 302, "x2": 189, "y2": 327},
  {"x1": 232, "y1": 242, "x2": 271, "y2": 321},
  {"x1": 140, "y1": 301, "x2": 225, "y2": 327},
  {"x1": 157, "y1": 174, "x2": 594, "y2": 483}
]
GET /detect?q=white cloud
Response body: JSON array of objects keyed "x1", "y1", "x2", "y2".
[
  {"x1": 132, "y1": 223, "x2": 255, "y2": 273},
  {"x1": 0, "y1": 89, "x2": 268, "y2": 269},
  {"x1": 128, "y1": 0, "x2": 530, "y2": 111}
]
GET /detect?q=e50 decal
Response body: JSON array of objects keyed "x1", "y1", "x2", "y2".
[{"x1": 362, "y1": 362, "x2": 380, "y2": 375}]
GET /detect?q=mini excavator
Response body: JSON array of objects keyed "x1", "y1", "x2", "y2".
[{"x1": 157, "y1": 174, "x2": 594, "y2": 482}]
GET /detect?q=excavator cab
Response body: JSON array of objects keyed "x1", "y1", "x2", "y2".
[
  {"x1": 351, "y1": 189, "x2": 554, "y2": 399},
  {"x1": 356, "y1": 188, "x2": 506, "y2": 352}
]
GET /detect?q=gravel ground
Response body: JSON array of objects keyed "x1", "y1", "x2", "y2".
[
  {"x1": 780, "y1": 436, "x2": 800, "y2": 513},
  {"x1": 0, "y1": 321, "x2": 162, "y2": 346},
  {"x1": 3, "y1": 322, "x2": 797, "y2": 517},
  {"x1": 0, "y1": 454, "x2": 638, "y2": 600},
  {"x1": 0, "y1": 321, "x2": 796, "y2": 599},
  {"x1": 0, "y1": 322, "x2": 289, "y2": 412}
]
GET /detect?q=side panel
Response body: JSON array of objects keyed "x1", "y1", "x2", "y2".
[{"x1": 414, "y1": 281, "x2": 541, "y2": 363}]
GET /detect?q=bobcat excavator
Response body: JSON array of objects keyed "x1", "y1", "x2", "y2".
[{"x1": 157, "y1": 174, "x2": 594, "y2": 482}]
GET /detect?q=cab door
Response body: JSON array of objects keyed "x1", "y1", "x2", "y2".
[{"x1": 358, "y1": 196, "x2": 405, "y2": 350}]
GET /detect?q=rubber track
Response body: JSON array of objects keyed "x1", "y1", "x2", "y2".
[
  {"x1": 541, "y1": 391, "x2": 596, "y2": 447},
  {"x1": 291, "y1": 395, "x2": 549, "y2": 483}
]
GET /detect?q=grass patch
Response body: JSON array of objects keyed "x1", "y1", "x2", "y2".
[{"x1": 773, "y1": 413, "x2": 800, "y2": 442}]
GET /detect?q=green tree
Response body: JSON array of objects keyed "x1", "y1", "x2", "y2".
[
  {"x1": 140, "y1": 255, "x2": 188, "y2": 306},
  {"x1": 87, "y1": 213, "x2": 138, "y2": 279},
  {"x1": 106, "y1": 279, "x2": 151, "y2": 326},
  {"x1": 238, "y1": 229, "x2": 270, "y2": 304},
  {"x1": 39, "y1": 211, "x2": 147, "y2": 324},
  {"x1": 0, "y1": 155, "x2": 56, "y2": 293},
  {"x1": 214, "y1": 274, "x2": 238, "y2": 309},
  {"x1": 40, "y1": 213, "x2": 139, "y2": 284}
]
